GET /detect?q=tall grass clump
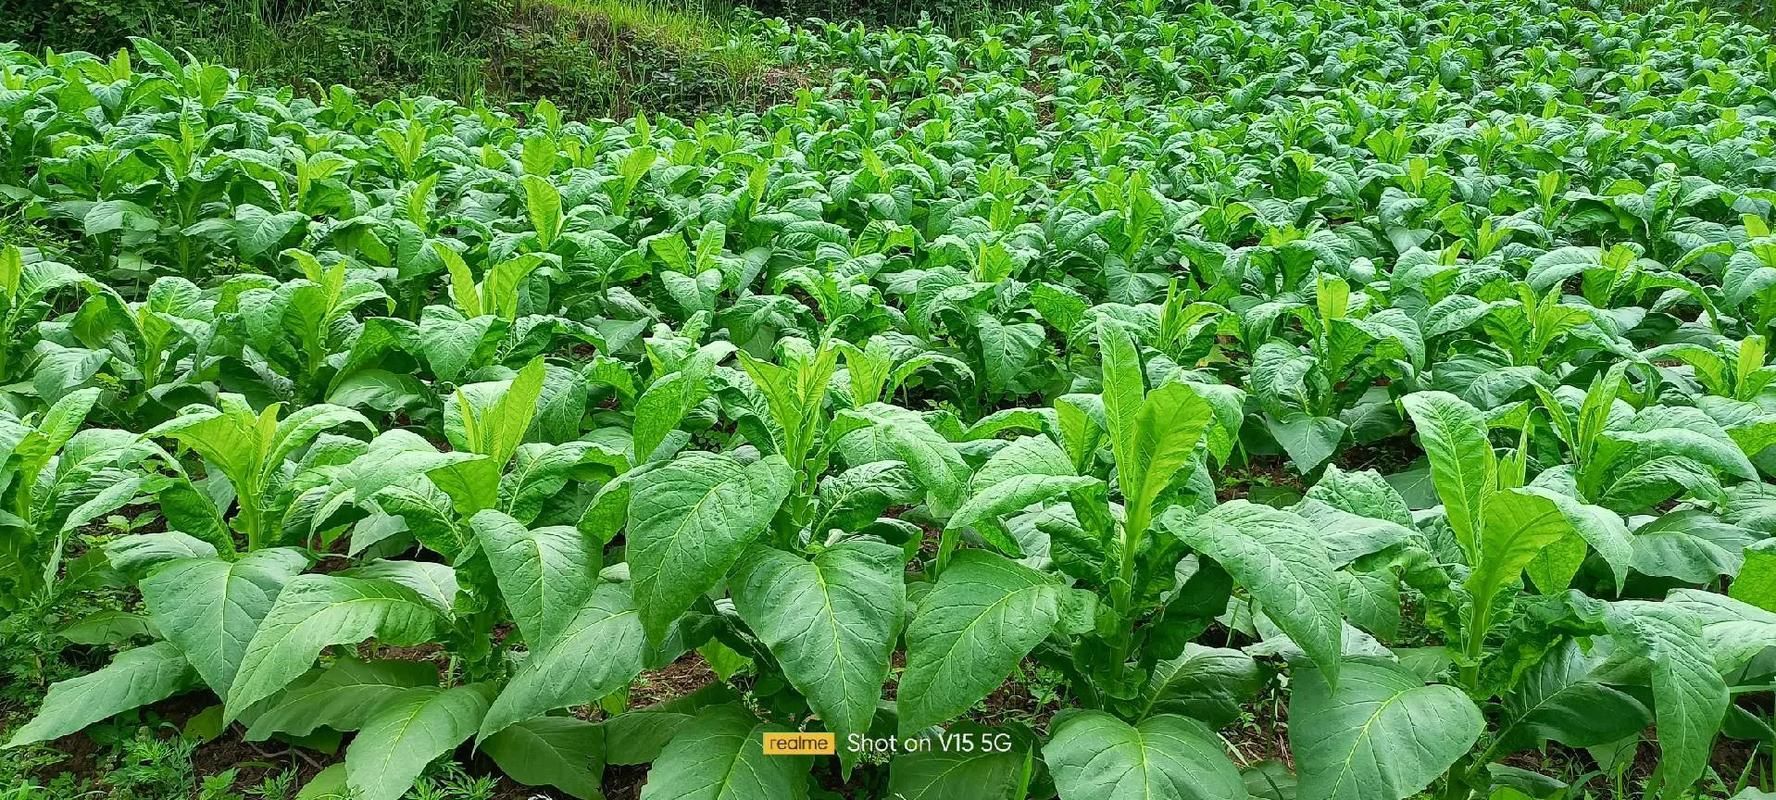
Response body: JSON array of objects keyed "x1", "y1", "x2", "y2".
[{"x1": 2, "y1": 0, "x2": 780, "y2": 117}]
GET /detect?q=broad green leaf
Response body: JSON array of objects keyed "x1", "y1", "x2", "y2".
[
  {"x1": 1467, "y1": 489, "x2": 1574, "y2": 608},
  {"x1": 1401, "y1": 391, "x2": 1494, "y2": 561},
  {"x1": 1266, "y1": 412, "x2": 1347, "y2": 474},
  {"x1": 579, "y1": 463, "x2": 647, "y2": 545},
  {"x1": 1731, "y1": 539, "x2": 1776, "y2": 612},
  {"x1": 482, "y1": 716, "x2": 606, "y2": 800},
  {"x1": 58, "y1": 474, "x2": 147, "y2": 537},
  {"x1": 1306, "y1": 466, "x2": 1413, "y2": 527},
  {"x1": 412, "y1": 311, "x2": 498, "y2": 384},
  {"x1": 815, "y1": 460, "x2": 919, "y2": 532},
  {"x1": 341, "y1": 560, "x2": 457, "y2": 617},
  {"x1": 977, "y1": 316, "x2": 1047, "y2": 396},
  {"x1": 59, "y1": 611, "x2": 156, "y2": 646},
  {"x1": 633, "y1": 360, "x2": 716, "y2": 464},
  {"x1": 433, "y1": 358, "x2": 547, "y2": 513},
  {"x1": 1242, "y1": 759, "x2": 1297, "y2": 800},
  {"x1": 1516, "y1": 520, "x2": 1574, "y2": 593},
  {"x1": 1290, "y1": 499, "x2": 1415, "y2": 568},
  {"x1": 1056, "y1": 394, "x2": 1105, "y2": 474},
  {"x1": 639, "y1": 705, "x2": 811, "y2": 800},
  {"x1": 523, "y1": 175, "x2": 564, "y2": 249},
  {"x1": 295, "y1": 765, "x2": 349, "y2": 800},
  {"x1": 502, "y1": 440, "x2": 624, "y2": 524},
  {"x1": 479, "y1": 581, "x2": 651, "y2": 741},
  {"x1": 139, "y1": 548, "x2": 308, "y2": 695},
  {"x1": 1043, "y1": 711, "x2": 1245, "y2": 800},
  {"x1": 437, "y1": 243, "x2": 484, "y2": 317},
  {"x1": 1339, "y1": 569, "x2": 1402, "y2": 640},
  {"x1": 345, "y1": 683, "x2": 494, "y2": 800},
  {"x1": 6, "y1": 643, "x2": 199, "y2": 747},
  {"x1": 331, "y1": 430, "x2": 484, "y2": 502},
  {"x1": 899, "y1": 550, "x2": 1063, "y2": 734},
  {"x1": 698, "y1": 640, "x2": 750, "y2": 678},
  {"x1": 470, "y1": 509, "x2": 599, "y2": 646},
  {"x1": 144, "y1": 396, "x2": 264, "y2": 492},
  {"x1": 29, "y1": 343, "x2": 107, "y2": 405},
  {"x1": 1527, "y1": 246, "x2": 1603, "y2": 291},
  {"x1": 1158, "y1": 502, "x2": 1342, "y2": 684},
  {"x1": 970, "y1": 435, "x2": 1075, "y2": 489},
  {"x1": 83, "y1": 199, "x2": 157, "y2": 237},
  {"x1": 736, "y1": 343, "x2": 840, "y2": 463},
  {"x1": 245, "y1": 657, "x2": 439, "y2": 740},
  {"x1": 834, "y1": 403, "x2": 970, "y2": 517},
  {"x1": 14, "y1": 388, "x2": 101, "y2": 473},
  {"x1": 1631, "y1": 511, "x2": 1756, "y2": 583},
  {"x1": 1601, "y1": 406, "x2": 1758, "y2": 483},
  {"x1": 602, "y1": 683, "x2": 742, "y2": 766},
  {"x1": 1125, "y1": 381, "x2": 1217, "y2": 520},
  {"x1": 1136, "y1": 644, "x2": 1262, "y2": 726},
  {"x1": 156, "y1": 480, "x2": 234, "y2": 554},
  {"x1": 888, "y1": 722, "x2": 1029, "y2": 800},
  {"x1": 947, "y1": 474, "x2": 1099, "y2": 557},
  {"x1": 1665, "y1": 589, "x2": 1776, "y2": 675},
  {"x1": 1596, "y1": 600, "x2": 1728, "y2": 792},
  {"x1": 360, "y1": 483, "x2": 464, "y2": 556},
  {"x1": 627, "y1": 452, "x2": 792, "y2": 642},
  {"x1": 731, "y1": 541, "x2": 905, "y2": 773},
  {"x1": 268, "y1": 404, "x2": 373, "y2": 472},
  {"x1": 234, "y1": 205, "x2": 307, "y2": 261},
  {"x1": 1495, "y1": 640, "x2": 1649, "y2": 753},
  {"x1": 1521, "y1": 488, "x2": 1633, "y2": 592},
  {"x1": 1099, "y1": 323, "x2": 1146, "y2": 485},
  {"x1": 105, "y1": 531, "x2": 218, "y2": 578},
  {"x1": 226, "y1": 575, "x2": 442, "y2": 719},
  {"x1": 1290, "y1": 659, "x2": 1482, "y2": 800},
  {"x1": 485, "y1": 255, "x2": 548, "y2": 320}
]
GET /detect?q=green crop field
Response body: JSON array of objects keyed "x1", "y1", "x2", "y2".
[{"x1": 3, "y1": 0, "x2": 1776, "y2": 798}]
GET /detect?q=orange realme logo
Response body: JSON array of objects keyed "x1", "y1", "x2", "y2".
[{"x1": 761, "y1": 732, "x2": 835, "y2": 755}]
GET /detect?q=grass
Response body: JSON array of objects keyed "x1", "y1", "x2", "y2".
[
  {"x1": 1707, "y1": 0, "x2": 1775, "y2": 27},
  {"x1": 0, "y1": 0, "x2": 1053, "y2": 118},
  {"x1": 496, "y1": 0, "x2": 775, "y2": 116},
  {"x1": 570, "y1": 0, "x2": 769, "y2": 78},
  {"x1": 9, "y1": 0, "x2": 777, "y2": 118},
  {"x1": 748, "y1": 0, "x2": 1039, "y2": 34},
  {"x1": 1623, "y1": 0, "x2": 1776, "y2": 28},
  {"x1": 136, "y1": 0, "x2": 489, "y2": 101}
]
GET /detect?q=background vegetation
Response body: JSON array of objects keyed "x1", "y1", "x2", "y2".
[
  {"x1": 0, "y1": 0, "x2": 779, "y2": 118},
  {"x1": 0, "y1": 0, "x2": 1048, "y2": 118}
]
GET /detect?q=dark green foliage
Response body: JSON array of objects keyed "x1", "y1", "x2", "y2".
[
  {"x1": 1, "y1": 0, "x2": 493, "y2": 86},
  {"x1": 0, "y1": 0, "x2": 176, "y2": 54},
  {"x1": 482, "y1": 0, "x2": 773, "y2": 118},
  {"x1": 740, "y1": 0, "x2": 1036, "y2": 30},
  {"x1": 1, "y1": 0, "x2": 772, "y2": 118}
]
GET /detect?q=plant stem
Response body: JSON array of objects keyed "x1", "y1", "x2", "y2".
[
  {"x1": 238, "y1": 496, "x2": 263, "y2": 552},
  {"x1": 1107, "y1": 502, "x2": 1151, "y2": 674},
  {"x1": 1439, "y1": 753, "x2": 1476, "y2": 800},
  {"x1": 1460, "y1": 597, "x2": 1492, "y2": 692}
]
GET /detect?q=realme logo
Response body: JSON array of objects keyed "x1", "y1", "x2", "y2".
[{"x1": 761, "y1": 732, "x2": 835, "y2": 755}]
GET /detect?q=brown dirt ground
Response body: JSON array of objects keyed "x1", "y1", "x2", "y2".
[
  {"x1": 601, "y1": 652, "x2": 724, "y2": 799},
  {"x1": 1216, "y1": 456, "x2": 1306, "y2": 503},
  {"x1": 1334, "y1": 435, "x2": 1421, "y2": 475},
  {"x1": 628, "y1": 652, "x2": 720, "y2": 709},
  {"x1": 1496, "y1": 733, "x2": 1769, "y2": 797},
  {"x1": 1223, "y1": 687, "x2": 1293, "y2": 770}
]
